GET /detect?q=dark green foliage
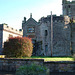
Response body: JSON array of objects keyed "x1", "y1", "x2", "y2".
[
  {"x1": 2, "y1": 37, "x2": 33, "y2": 58},
  {"x1": 16, "y1": 64, "x2": 48, "y2": 75}
]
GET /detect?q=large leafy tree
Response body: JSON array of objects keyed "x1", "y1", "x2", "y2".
[{"x1": 3, "y1": 37, "x2": 33, "y2": 57}]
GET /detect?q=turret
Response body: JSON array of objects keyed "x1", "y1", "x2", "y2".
[{"x1": 22, "y1": 17, "x2": 26, "y2": 29}]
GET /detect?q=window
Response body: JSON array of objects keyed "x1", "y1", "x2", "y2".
[
  {"x1": 45, "y1": 30, "x2": 48, "y2": 36},
  {"x1": 28, "y1": 27, "x2": 35, "y2": 33},
  {"x1": 32, "y1": 40, "x2": 36, "y2": 44},
  {"x1": 9, "y1": 34, "x2": 13, "y2": 38},
  {"x1": 68, "y1": 5, "x2": 70, "y2": 8},
  {"x1": 45, "y1": 45, "x2": 48, "y2": 52}
]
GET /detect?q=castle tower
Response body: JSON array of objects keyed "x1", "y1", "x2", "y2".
[
  {"x1": 62, "y1": 0, "x2": 67, "y2": 4},
  {"x1": 62, "y1": 0, "x2": 75, "y2": 20}
]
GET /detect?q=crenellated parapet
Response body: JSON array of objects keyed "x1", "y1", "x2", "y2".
[
  {"x1": 39, "y1": 15, "x2": 64, "y2": 24},
  {"x1": 62, "y1": 0, "x2": 75, "y2": 4},
  {"x1": 53, "y1": 20, "x2": 64, "y2": 23},
  {"x1": 0, "y1": 24, "x2": 23, "y2": 36}
]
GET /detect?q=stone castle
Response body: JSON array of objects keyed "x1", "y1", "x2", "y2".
[
  {"x1": 22, "y1": 0, "x2": 75, "y2": 56},
  {"x1": 0, "y1": 0, "x2": 75, "y2": 56}
]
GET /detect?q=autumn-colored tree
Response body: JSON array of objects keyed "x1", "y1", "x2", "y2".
[{"x1": 2, "y1": 37, "x2": 33, "y2": 57}]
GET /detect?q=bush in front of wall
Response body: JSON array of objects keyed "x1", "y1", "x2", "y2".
[
  {"x1": 2, "y1": 37, "x2": 33, "y2": 58},
  {"x1": 16, "y1": 63, "x2": 49, "y2": 75}
]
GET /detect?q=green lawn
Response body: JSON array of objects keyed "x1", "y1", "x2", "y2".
[{"x1": 22, "y1": 56, "x2": 75, "y2": 62}]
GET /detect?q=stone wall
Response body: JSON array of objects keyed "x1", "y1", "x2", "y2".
[
  {"x1": 0, "y1": 58, "x2": 75, "y2": 72},
  {"x1": 38, "y1": 20, "x2": 71, "y2": 56},
  {"x1": 37, "y1": 15, "x2": 71, "y2": 56},
  {"x1": 53, "y1": 22, "x2": 70, "y2": 56},
  {"x1": 38, "y1": 22, "x2": 51, "y2": 56},
  {"x1": 71, "y1": 23, "x2": 75, "y2": 54}
]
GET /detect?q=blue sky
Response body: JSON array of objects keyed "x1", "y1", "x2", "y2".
[{"x1": 0, "y1": 0, "x2": 62, "y2": 29}]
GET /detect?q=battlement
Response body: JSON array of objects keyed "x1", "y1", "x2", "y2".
[
  {"x1": 39, "y1": 15, "x2": 64, "y2": 23},
  {"x1": 54, "y1": 20, "x2": 64, "y2": 23},
  {"x1": 64, "y1": 0, "x2": 75, "y2": 4},
  {"x1": 0, "y1": 24, "x2": 23, "y2": 36}
]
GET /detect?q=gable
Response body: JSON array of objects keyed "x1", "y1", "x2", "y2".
[{"x1": 25, "y1": 18, "x2": 39, "y2": 26}]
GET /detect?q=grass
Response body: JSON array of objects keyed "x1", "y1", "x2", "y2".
[
  {"x1": 21, "y1": 56, "x2": 75, "y2": 62},
  {"x1": 0, "y1": 55, "x2": 6, "y2": 58}
]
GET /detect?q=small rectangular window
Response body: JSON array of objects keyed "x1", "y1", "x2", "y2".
[
  {"x1": 45, "y1": 45, "x2": 48, "y2": 52},
  {"x1": 28, "y1": 27, "x2": 35, "y2": 33},
  {"x1": 45, "y1": 30, "x2": 48, "y2": 36},
  {"x1": 68, "y1": 5, "x2": 70, "y2": 8},
  {"x1": 9, "y1": 34, "x2": 13, "y2": 38}
]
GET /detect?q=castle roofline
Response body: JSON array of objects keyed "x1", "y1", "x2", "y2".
[
  {"x1": 39, "y1": 15, "x2": 64, "y2": 23},
  {"x1": 24, "y1": 13, "x2": 39, "y2": 26},
  {"x1": 0, "y1": 24, "x2": 23, "y2": 36},
  {"x1": 22, "y1": 13, "x2": 39, "y2": 26},
  {"x1": 63, "y1": 0, "x2": 75, "y2": 4}
]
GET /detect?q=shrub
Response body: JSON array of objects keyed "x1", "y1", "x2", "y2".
[
  {"x1": 2, "y1": 37, "x2": 33, "y2": 57},
  {"x1": 16, "y1": 63, "x2": 49, "y2": 75}
]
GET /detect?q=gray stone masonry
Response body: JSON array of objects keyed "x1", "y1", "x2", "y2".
[
  {"x1": 0, "y1": 58, "x2": 75, "y2": 72},
  {"x1": 71, "y1": 23, "x2": 75, "y2": 54},
  {"x1": 62, "y1": 0, "x2": 75, "y2": 20},
  {"x1": 38, "y1": 16, "x2": 71, "y2": 56}
]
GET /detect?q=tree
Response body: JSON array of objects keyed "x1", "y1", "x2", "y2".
[{"x1": 2, "y1": 37, "x2": 33, "y2": 57}]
